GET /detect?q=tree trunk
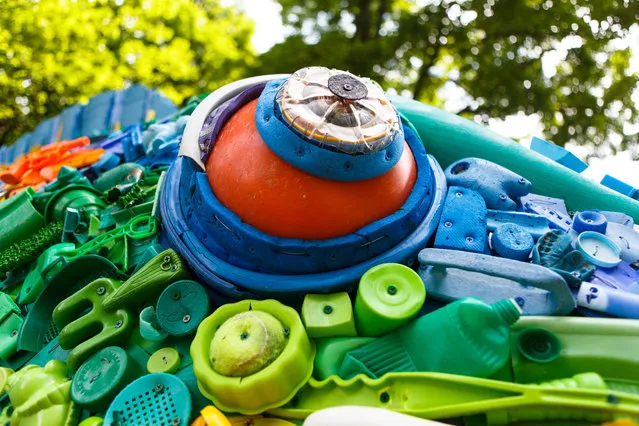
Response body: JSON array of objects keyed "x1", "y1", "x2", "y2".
[
  {"x1": 375, "y1": 0, "x2": 387, "y2": 38},
  {"x1": 354, "y1": 0, "x2": 372, "y2": 41}
]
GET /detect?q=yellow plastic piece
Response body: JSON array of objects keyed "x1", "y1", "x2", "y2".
[
  {"x1": 79, "y1": 417, "x2": 104, "y2": 426},
  {"x1": 0, "y1": 367, "x2": 14, "y2": 396},
  {"x1": 228, "y1": 416, "x2": 296, "y2": 426},
  {"x1": 602, "y1": 421, "x2": 639, "y2": 426},
  {"x1": 191, "y1": 417, "x2": 206, "y2": 426},
  {"x1": 5, "y1": 360, "x2": 79, "y2": 426},
  {"x1": 201, "y1": 406, "x2": 232, "y2": 426}
]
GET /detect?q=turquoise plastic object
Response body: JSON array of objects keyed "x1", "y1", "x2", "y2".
[
  {"x1": 576, "y1": 232, "x2": 622, "y2": 268},
  {"x1": 491, "y1": 223, "x2": 534, "y2": 261},
  {"x1": 530, "y1": 136, "x2": 588, "y2": 173},
  {"x1": 103, "y1": 373, "x2": 192, "y2": 426},
  {"x1": 532, "y1": 230, "x2": 596, "y2": 286},
  {"x1": 434, "y1": 186, "x2": 487, "y2": 253},
  {"x1": 155, "y1": 280, "x2": 210, "y2": 337},
  {"x1": 0, "y1": 188, "x2": 45, "y2": 252},
  {"x1": 486, "y1": 210, "x2": 551, "y2": 240},
  {"x1": 340, "y1": 298, "x2": 521, "y2": 380},
  {"x1": 572, "y1": 210, "x2": 608, "y2": 234},
  {"x1": 355, "y1": 263, "x2": 426, "y2": 337},
  {"x1": 418, "y1": 249, "x2": 575, "y2": 315},
  {"x1": 391, "y1": 95, "x2": 639, "y2": 222},
  {"x1": 302, "y1": 292, "x2": 357, "y2": 338},
  {"x1": 444, "y1": 158, "x2": 531, "y2": 211},
  {"x1": 139, "y1": 306, "x2": 168, "y2": 342}
]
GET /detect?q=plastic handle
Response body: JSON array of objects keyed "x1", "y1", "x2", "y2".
[
  {"x1": 418, "y1": 248, "x2": 575, "y2": 315},
  {"x1": 269, "y1": 372, "x2": 639, "y2": 422}
]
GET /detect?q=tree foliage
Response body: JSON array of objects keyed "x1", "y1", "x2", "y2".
[
  {"x1": 255, "y1": 0, "x2": 639, "y2": 157},
  {"x1": 0, "y1": 0, "x2": 255, "y2": 147}
]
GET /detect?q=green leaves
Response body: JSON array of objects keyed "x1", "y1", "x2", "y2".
[
  {"x1": 0, "y1": 0, "x2": 255, "y2": 147},
  {"x1": 258, "y1": 0, "x2": 639, "y2": 157}
]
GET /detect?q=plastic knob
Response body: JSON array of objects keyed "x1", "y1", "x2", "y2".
[{"x1": 572, "y1": 211, "x2": 608, "y2": 235}]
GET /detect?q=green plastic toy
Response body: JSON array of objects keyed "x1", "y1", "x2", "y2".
[
  {"x1": 0, "y1": 188, "x2": 45, "y2": 253},
  {"x1": 0, "y1": 221, "x2": 64, "y2": 277},
  {"x1": 510, "y1": 316, "x2": 639, "y2": 390},
  {"x1": 313, "y1": 337, "x2": 375, "y2": 381},
  {"x1": 0, "y1": 292, "x2": 23, "y2": 361},
  {"x1": 17, "y1": 242, "x2": 76, "y2": 305},
  {"x1": 191, "y1": 299, "x2": 315, "y2": 415},
  {"x1": 4, "y1": 360, "x2": 79, "y2": 426},
  {"x1": 392, "y1": 96, "x2": 639, "y2": 222},
  {"x1": 43, "y1": 184, "x2": 106, "y2": 224},
  {"x1": 52, "y1": 249, "x2": 188, "y2": 371},
  {"x1": 354, "y1": 263, "x2": 426, "y2": 337},
  {"x1": 156, "y1": 280, "x2": 210, "y2": 337},
  {"x1": 340, "y1": 298, "x2": 521, "y2": 380},
  {"x1": 71, "y1": 346, "x2": 140, "y2": 412},
  {"x1": 270, "y1": 371, "x2": 639, "y2": 424},
  {"x1": 302, "y1": 292, "x2": 357, "y2": 338}
]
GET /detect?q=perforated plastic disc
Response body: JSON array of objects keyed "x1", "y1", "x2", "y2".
[{"x1": 103, "y1": 373, "x2": 191, "y2": 426}]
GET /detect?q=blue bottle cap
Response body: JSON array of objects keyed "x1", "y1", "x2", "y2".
[
  {"x1": 572, "y1": 211, "x2": 608, "y2": 235},
  {"x1": 575, "y1": 231, "x2": 622, "y2": 268}
]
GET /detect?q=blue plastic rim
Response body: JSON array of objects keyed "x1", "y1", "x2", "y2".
[{"x1": 159, "y1": 155, "x2": 446, "y2": 301}]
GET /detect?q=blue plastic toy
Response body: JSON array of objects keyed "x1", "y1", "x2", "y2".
[
  {"x1": 491, "y1": 223, "x2": 534, "y2": 261},
  {"x1": 444, "y1": 158, "x2": 532, "y2": 211},
  {"x1": 434, "y1": 186, "x2": 487, "y2": 253}
]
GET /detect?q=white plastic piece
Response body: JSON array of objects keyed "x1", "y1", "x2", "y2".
[
  {"x1": 303, "y1": 406, "x2": 451, "y2": 426},
  {"x1": 179, "y1": 74, "x2": 290, "y2": 170}
]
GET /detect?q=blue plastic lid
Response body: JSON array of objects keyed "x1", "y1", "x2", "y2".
[
  {"x1": 572, "y1": 211, "x2": 607, "y2": 235},
  {"x1": 576, "y1": 231, "x2": 622, "y2": 268}
]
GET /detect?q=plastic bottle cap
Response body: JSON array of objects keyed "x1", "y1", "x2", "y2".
[
  {"x1": 147, "y1": 347, "x2": 181, "y2": 374},
  {"x1": 156, "y1": 280, "x2": 210, "y2": 336},
  {"x1": 139, "y1": 306, "x2": 168, "y2": 342},
  {"x1": 517, "y1": 327, "x2": 562, "y2": 363},
  {"x1": 491, "y1": 299, "x2": 522, "y2": 325},
  {"x1": 572, "y1": 211, "x2": 608, "y2": 235},
  {"x1": 355, "y1": 263, "x2": 426, "y2": 337},
  {"x1": 71, "y1": 346, "x2": 138, "y2": 412},
  {"x1": 576, "y1": 231, "x2": 622, "y2": 268}
]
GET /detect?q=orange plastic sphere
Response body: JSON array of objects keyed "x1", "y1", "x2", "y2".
[{"x1": 205, "y1": 99, "x2": 417, "y2": 240}]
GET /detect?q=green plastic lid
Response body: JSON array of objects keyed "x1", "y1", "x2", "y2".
[
  {"x1": 147, "y1": 347, "x2": 181, "y2": 374},
  {"x1": 517, "y1": 327, "x2": 562, "y2": 363},
  {"x1": 71, "y1": 346, "x2": 139, "y2": 412},
  {"x1": 156, "y1": 280, "x2": 210, "y2": 336},
  {"x1": 354, "y1": 263, "x2": 426, "y2": 336}
]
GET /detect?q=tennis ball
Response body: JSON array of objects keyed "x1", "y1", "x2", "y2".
[{"x1": 210, "y1": 311, "x2": 287, "y2": 377}]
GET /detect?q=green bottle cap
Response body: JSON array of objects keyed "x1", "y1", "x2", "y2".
[
  {"x1": 491, "y1": 299, "x2": 522, "y2": 325},
  {"x1": 71, "y1": 346, "x2": 139, "y2": 412},
  {"x1": 156, "y1": 280, "x2": 210, "y2": 336},
  {"x1": 354, "y1": 263, "x2": 426, "y2": 336},
  {"x1": 147, "y1": 347, "x2": 181, "y2": 374},
  {"x1": 517, "y1": 327, "x2": 562, "y2": 363}
]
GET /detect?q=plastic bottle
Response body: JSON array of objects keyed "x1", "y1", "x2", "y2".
[{"x1": 339, "y1": 298, "x2": 521, "y2": 379}]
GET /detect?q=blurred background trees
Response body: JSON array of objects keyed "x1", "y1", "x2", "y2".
[{"x1": 1, "y1": 0, "x2": 638, "y2": 159}]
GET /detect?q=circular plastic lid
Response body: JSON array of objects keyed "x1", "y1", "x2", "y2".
[
  {"x1": 517, "y1": 327, "x2": 562, "y2": 363},
  {"x1": 576, "y1": 231, "x2": 622, "y2": 268},
  {"x1": 572, "y1": 211, "x2": 608, "y2": 234},
  {"x1": 147, "y1": 347, "x2": 181, "y2": 374},
  {"x1": 277, "y1": 67, "x2": 400, "y2": 154},
  {"x1": 156, "y1": 280, "x2": 210, "y2": 336},
  {"x1": 355, "y1": 263, "x2": 426, "y2": 336},
  {"x1": 71, "y1": 346, "x2": 137, "y2": 412}
]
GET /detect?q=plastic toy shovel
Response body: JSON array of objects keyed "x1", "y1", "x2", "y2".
[{"x1": 418, "y1": 249, "x2": 576, "y2": 315}]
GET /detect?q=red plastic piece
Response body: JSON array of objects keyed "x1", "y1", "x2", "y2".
[{"x1": 206, "y1": 100, "x2": 417, "y2": 240}]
